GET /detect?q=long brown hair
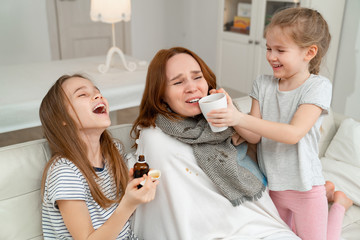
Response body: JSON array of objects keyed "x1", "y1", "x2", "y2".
[
  {"x1": 40, "y1": 74, "x2": 129, "y2": 208},
  {"x1": 265, "y1": 7, "x2": 331, "y2": 75},
  {"x1": 131, "y1": 47, "x2": 217, "y2": 140}
]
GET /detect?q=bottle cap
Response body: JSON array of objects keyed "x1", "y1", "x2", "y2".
[{"x1": 138, "y1": 155, "x2": 146, "y2": 162}]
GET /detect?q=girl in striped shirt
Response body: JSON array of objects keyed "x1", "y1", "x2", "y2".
[{"x1": 40, "y1": 74, "x2": 158, "y2": 239}]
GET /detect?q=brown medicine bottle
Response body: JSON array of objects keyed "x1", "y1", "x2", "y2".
[{"x1": 133, "y1": 155, "x2": 149, "y2": 179}]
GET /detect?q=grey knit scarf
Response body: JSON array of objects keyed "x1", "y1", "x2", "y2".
[{"x1": 156, "y1": 114, "x2": 266, "y2": 206}]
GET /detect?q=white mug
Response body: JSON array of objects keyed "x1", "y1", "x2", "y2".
[{"x1": 198, "y1": 93, "x2": 228, "y2": 132}]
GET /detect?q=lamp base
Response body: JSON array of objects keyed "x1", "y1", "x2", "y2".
[{"x1": 98, "y1": 46, "x2": 137, "y2": 73}]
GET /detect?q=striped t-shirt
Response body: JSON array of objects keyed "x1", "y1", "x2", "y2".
[{"x1": 42, "y1": 144, "x2": 137, "y2": 239}]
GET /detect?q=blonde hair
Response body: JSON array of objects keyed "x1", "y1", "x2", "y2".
[
  {"x1": 265, "y1": 7, "x2": 331, "y2": 74},
  {"x1": 40, "y1": 74, "x2": 129, "y2": 208}
]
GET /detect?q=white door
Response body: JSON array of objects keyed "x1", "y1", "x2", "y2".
[
  {"x1": 220, "y1": 39, "x2": 256, "y2": 93},
  {"x1": 47, "y1": 0, "x2": 131, "y2": 60}
]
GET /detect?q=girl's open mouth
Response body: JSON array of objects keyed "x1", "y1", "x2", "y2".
[{"x1": 93, "y1": 103, "x2": 107, "y2": 114}]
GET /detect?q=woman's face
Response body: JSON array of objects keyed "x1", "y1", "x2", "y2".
[
  {"x1": 163, "y1": 53, "x2": 209, "y2": 117},
  {"x1": 61, "y1": 77, "x2": 111, "y2": 132}
]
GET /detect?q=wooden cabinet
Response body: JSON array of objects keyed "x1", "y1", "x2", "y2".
[{"x1": 216, "y1": 0, "x2": 344, "y2": 95}]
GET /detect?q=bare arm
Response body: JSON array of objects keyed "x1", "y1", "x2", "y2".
[
  {"x1": 207, "y1": 89, "x2": 322, "y2": 144},
  {"x1": 232, "y1": 98, "x2": 262, "y2": 144},
  {"x1": 233, "y1": 103, "x2": 323, "y2": 144},
  {"x1": 58, "y1": 172, "x2": 158, "y2": 240},
  {"x1": 207, "y1": 90, "x2": 261, "y2": 143}
]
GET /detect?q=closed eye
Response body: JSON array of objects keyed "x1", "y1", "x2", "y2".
[{"x1": 173, "y1": 80, "x2": 183, "y2": 85}]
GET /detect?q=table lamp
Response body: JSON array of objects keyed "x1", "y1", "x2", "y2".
[{"x1": 90, "y1": 0, "x2": 136, "y2": 73}]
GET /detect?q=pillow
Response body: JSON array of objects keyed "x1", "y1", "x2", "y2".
[
  {"x1": 324, "y1": 118, "x2": 360, "y2": 167},
  {"x1": 318, "y1": 109, "x2": 336, "y2": 157},
  {"x1": 322, "y1": 157, "x2": 360, "y2": 206}
]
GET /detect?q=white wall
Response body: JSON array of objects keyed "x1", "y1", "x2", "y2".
[
  {"x1": 182, "y1": 0, "x2": 219, "y2": 70},
  {"x1": 130, "y1": 0, "x2": 218, "y2": 70},
  {"x1": 310, "y1": 0, "x2": 345, "y2": 81},
  {"x1": 0, "y1": 0, "x2": 51, "y2": 65},
  {"x1": 332, "y1": 0, "x2": 360, "y2": 119},
  {"x1": 130, "y1": 0, "x2": 167, "y2": 63},
  {"x1": 1, "y1": 0, "x2": 358, "y2": 118}
]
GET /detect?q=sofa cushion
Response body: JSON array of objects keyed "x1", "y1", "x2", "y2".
[
  {"x1": 324, "y1": 118, "x2": 360, "y2": 167},
  {"x1": 321, "y1": 118, "x2": 360, "y2": 207},
  {"x1": 319, "y1": 109, "x2": 337, "y2": 158},
  {"x1": 341, "y1": 205, "x2": 360, "y2": 239},
  {"x1": 0, "y1": 190, "x2": 43, "y2": 239},
  {"x1": 322, "y1": 156, "x2": 360, "y2": 206},
  {"x1": 108, "y1": 123, "x2": 135, "y2": 153},
  {"x1": 0, "y1": 139, "x2": 50, "y2": 239}
]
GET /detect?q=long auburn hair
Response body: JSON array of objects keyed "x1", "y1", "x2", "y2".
[
  {"x1": 40, "y1": 74, "x2": 129, "y2": 208},
  {"x1": 265, "y1": 7, "x2": 331, "y2": 75},
  {"x1": 131, "y1": 47, "x2": 217, "y2": 141}
]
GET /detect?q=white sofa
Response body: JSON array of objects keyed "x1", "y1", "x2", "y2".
[
  {"x1": 0, "y1": 123, "x2": 136, "y2": 240},
  {"x1": 1, "y1": 96, "x2": 359, "y2": 240}
]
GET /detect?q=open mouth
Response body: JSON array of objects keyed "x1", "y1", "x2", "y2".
[
  {"x1": 93, "y1": 103, "x2": 107, "y2": 114},
  {"x1": 273, "y1": 64, "x2": 282, "y2": 68},
  {"x1": 186, "y1": 98, "x2": 200, "y2": 103}
]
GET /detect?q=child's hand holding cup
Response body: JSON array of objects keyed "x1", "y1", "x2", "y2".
[{"x1": 198, "y1": 93, "x2": 228, "y2": 132}]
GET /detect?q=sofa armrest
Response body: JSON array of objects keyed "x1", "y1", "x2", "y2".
[
  {"x1": 233, "y1": 96, "x2": 252, "y2": 113},
  {"x1": 0, "y1": 139, "x2": 50, "y2": 239}
]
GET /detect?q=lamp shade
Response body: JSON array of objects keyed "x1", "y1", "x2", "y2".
[{"x1": 90, "y1": 0, "x2": 131, "y2": 24}]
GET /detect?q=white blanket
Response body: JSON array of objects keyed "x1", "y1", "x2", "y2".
[{"x1": 132, "y1": 127, "x2": 299, "y2": 240}]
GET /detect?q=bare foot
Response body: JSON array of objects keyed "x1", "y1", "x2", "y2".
[
  {"x1": 325, "y1": 180, "x2": 335, "y2": 202},
  {"x1": 333, "y1": 191, "x2": 353, "y2": 211}
]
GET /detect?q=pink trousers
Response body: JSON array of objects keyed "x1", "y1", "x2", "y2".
[{"x1": 270, "y1": 186, "x2": 345, "y2": 240}]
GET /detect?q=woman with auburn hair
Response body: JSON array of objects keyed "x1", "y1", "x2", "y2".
[
  {"x1": 40, "y1": 74, "x2": 158, "y2": 239},
  {"x1": 133, "y1": 47, "x2": 216, "y2": 129},
  {"x1": 131, "y1": 47, "x2": 300, "y2": 239}
]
